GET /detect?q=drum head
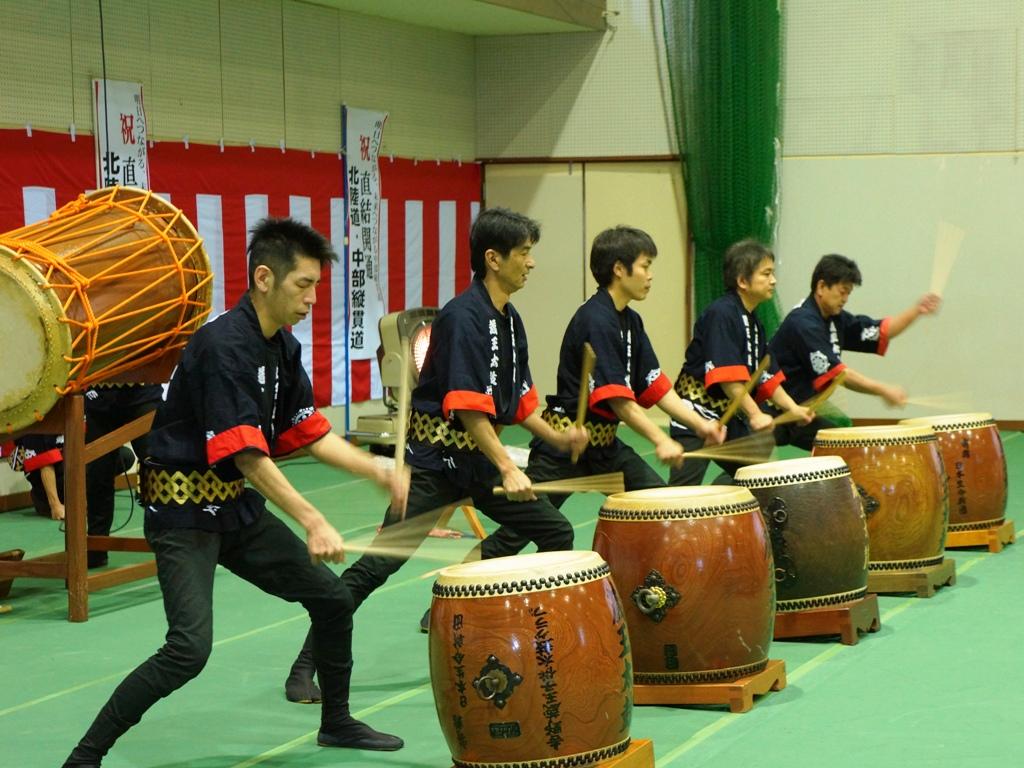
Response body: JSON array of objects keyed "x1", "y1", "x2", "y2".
[
  {"x1": 900, "y1": 413, "x2": 994, "y2": 432},
  {"x1": 0, "y1": 249, "x2": 71, "y2": 432},
  {"x1": 602, "y1": 485, "x2": 756, "y2": 511},
  {"x1": 815, "y1": 424, "x2": 935, "y2": 445},
  {"x1": 735, "y1": 455, "x2": 849, "y2": 485},
  {"x1": 435, "y1": 550, "x2": 606, "y2": 592}
]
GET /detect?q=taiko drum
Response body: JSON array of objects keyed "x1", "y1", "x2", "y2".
[
  {"x1": 429, "y1": 550, "x2": 633, "y2": 768},
  {"x1": 0, "y1": 186, "x2": 211, "y2": 433},
  {"x1": 593, "y1": 486, "x2": 774, "y2": 684},
  {"x1": 813, "y1": 425, "x2": 948, "y2": 571},
  {"x1": 735, "y1": 456, "x2": 869, "y2": 611},
  {"x1": 900, "y1": 413, "x2": 1007, "y2": 532}
]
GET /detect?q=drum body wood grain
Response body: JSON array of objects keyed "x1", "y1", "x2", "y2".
[
  {"x1": 429, "y1": 551, "x2": 632, "y2": 768},
  {"x1": 901, "y1": 413, "x2": 1006, "y2": 532},
  {"x1": 736, "y1": 456, "x2": 869, "y2": 611},
  {"x1": 813, "y1": 425, "x2": 948, "y2": 571},
  {"x1": 593, "y1": 486, "x2": 774, "y2": 684}
]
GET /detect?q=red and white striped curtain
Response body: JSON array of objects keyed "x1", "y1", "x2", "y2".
[{"x1": 0, "y1": 129, "x2": 480, "y2": 406}]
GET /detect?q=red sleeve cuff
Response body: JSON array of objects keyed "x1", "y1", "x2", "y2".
[
  {"x1": 443, "y1": 390, "x2": 496, "y2": 420},
  {"x1": 755, "y1": 370, "x2": 785, "y2": 403},
  {"x1": 23, "y1": 448, "x2": 63, "y2": 472},
  {"x1": 273, "y1": 412, "x2": 332, "y2": 456},
  {"x1": 207, "y1": 424, "x2": 270, "y2": 466},
  {"x1": 590, "y1": 383, "x2": 635, "y2": 411},
  {"x1": 705, "y1": 365, "x2": 749, "y2": 389},
  {"x1": 877, "y1": 318, "x2": 891, "y2": 356},
  {"x1": 513, "y1": 385, "x2": 539, "y2": 424},
  {"x1": 637, "y1": 372, "x2": 672, "y2": 409},
  {"x1": 813, "y1": 363, "x2": 847, "y2": 392}
]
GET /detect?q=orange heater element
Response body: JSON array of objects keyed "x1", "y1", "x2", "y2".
[{"x1": 0, "y1": 186, "x2": 212, "y2": 433}]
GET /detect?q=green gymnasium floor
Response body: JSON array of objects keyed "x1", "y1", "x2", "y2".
[{"x1": 2, "y1": 428, "x2": 1022, "y2": 768}]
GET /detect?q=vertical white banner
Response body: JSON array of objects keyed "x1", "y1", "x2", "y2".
[
  {"x1": 93, "y1": 79, "x2": 149, "y2": 189},
  {"x1": 343, "y1": 106, "x2": 388, "y2": 361}
]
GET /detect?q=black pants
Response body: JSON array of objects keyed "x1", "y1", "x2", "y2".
[
  {"x1": 773, "y1": 414, "x2": 838, "y2": 451},
  {"x1": 85, "y1": 397, "x2": 159, "y2": 536},
  {"x1": 69, "y1": 510, "x2": 358, "y2": 761},
  {"x1": 341, "y1": 465, "x2": 574, "y2": 610},
  {"x1": 479, "y1": 442, "x2": 664, "y2": 559}
]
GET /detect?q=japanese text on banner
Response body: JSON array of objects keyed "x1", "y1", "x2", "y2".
[
  {"x1": 343, "y1": 107, "x2": 388, "y2": 361},
  {"x1": 92, "y1": 79, "x2": 149, "y2": 190}
]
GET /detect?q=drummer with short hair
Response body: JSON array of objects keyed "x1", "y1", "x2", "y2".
[
  {"x1": 62, "y1": 217, "x2": 410, "y2": 767},
  {"x1": 769, "y1": 253, "x2": 941, "y2": 449},
  {"x1": 476, "y1": 225, "x2": 726, "y2": 561},
  {"x1": 669, "y1": 239, "x2": 812, "y2": 486}
]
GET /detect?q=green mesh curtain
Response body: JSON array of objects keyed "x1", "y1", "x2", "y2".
[{"x1": 660, "y1": 0, "x2": 783, "y2": 333}]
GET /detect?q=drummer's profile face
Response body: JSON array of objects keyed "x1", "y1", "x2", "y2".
[
  {"x1": 816, "y1": 280, "x2": 854, "y2": 317},
  {"x1": 619, "y1": 253, "x2": 654, "y2": 302},
  {"x1": 263, "y1": 253, "x2": 321, "y2": 329},
  {"x1": 740, "y1": 256, "x2": 776, "y2": 305}
]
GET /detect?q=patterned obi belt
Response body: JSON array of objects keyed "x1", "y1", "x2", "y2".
[
  {"x1": 541, "y1": 410, "x2": 618, "y2": 448},
  {"x1": 674, "y1": 372, "x2": 728, "y2": 412},
  {"x1": 140, "y1": 465, "x2": 246, "y2": 506},
  {"x1": 409, "y1": 410, "x2": 491, "y2": 451}
]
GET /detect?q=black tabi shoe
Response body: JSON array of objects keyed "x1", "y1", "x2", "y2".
[
  {"x1": 318, "y1": 719, "x2": 404, "y2": 752},
  {"x1": 419, "y1": 607, "x2": 431, "y2": 633}
]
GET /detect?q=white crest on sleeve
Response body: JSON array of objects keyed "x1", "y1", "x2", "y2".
[
  {"x1": 645, "y1": 368, "x2": 661, "y2": 386},
  {"x1": 810, "y1": 350, "x2": 830, "y2": 375},
  {"x1": 861, "y1": 326, "x2": 880, "y2": 342},
  {"x1": 704, "y1": 361, "x2": 714, "y2": 373}
]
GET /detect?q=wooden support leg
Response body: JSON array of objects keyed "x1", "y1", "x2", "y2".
[{"x1": 63, "y1": 394, "x2": 89, "y2": 622}]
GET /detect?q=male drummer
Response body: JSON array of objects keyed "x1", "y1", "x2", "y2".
[
  {"x1": 468, "y1": 226, "x2": 726, "y2": 564},
  {"x1": 299, "y1": 207, "x2": 587, "y2": 644},
  {"x1": 769, "y1": 253, "x2": 941, "y2": 449},
  {"x1": 669, "y1": 239, "x2": 812, "y2": 485},
  {"x1": 62, "y1": 218, "x2": 410, "y2": 768}
]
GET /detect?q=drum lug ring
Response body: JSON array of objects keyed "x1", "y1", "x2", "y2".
[
  {"x1": 472, "y1": 655, "x2": 523, "y2": 709},
  {"x1": 764, "y1": 498, "x2": 797, "y2": 584},
  {"x1": 855, "y1": 484, "x2": 881, "y2": 517},
  {"x1": 630, "y1": 570, "x2": 680, "y2": 623}
]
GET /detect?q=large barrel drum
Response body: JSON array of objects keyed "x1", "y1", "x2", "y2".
[
  {"x1": 735, "y1": 456, "x2": 869, "y2": 611},
  {"x1": 429, "y1": 551, "x2": 632, "y2": 768},
  {"x1": 593, "y1": 486, "x2": 774, "y2": 684},
  {"x1": 900, "y1": 413, "x2": 1007, "y2": 532},
  {"x1": 813, "y1": 425, "x2": 948, "y2": 571}
]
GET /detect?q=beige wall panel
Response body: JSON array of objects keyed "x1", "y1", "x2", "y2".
[
  {"x1": 476, "y1": 0, "x2": 675, "y2": 158},
  {"x1": 283, "y1": 1, "x2": 342, "y2": 152},
  {"x1": 337, "y1": 11, "x2": 476, "y2": 160},
  {"x1": 583, "y1": 161, "x2": 688, "y2": 395},
  {"x1": 0, "y1": 0, "x2": 74, "y2": 130},
  {"x1": 149, "y1": 1, "x2": 223, "y2": 143},
  {"x1": 221, "y1": 0, "x2": 285, "y2": 146},
  {"x1": 783, "y1": 0, "x2": 1023, "y2": 155},
  {"x1": 483, "y1": 164, "x2": 586, "y2": 400}
]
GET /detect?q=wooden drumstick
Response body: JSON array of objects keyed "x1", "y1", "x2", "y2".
[
  {"x1": 773, "y1": 371, "x2": 848, "y2": 426},
  {"x1": 392, "y1": 336, "x2": 414, "y2": 521},
  {"x1": 930, "y1": 220, "x2": 964, "y2": 298},
  {"x1": 571, "y1": 343, "x2": 597, "y2": 464},
  {"x1": 718, "y1": 355, "x2": 771, "y2": 428},
  {"x1": 491, "y1": 472, "x2": 625, "y2": 497}
]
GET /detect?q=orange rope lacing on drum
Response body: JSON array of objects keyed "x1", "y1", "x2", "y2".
[{"x1": 0, "y1": 187, "x2": 212, "y2": 394}]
